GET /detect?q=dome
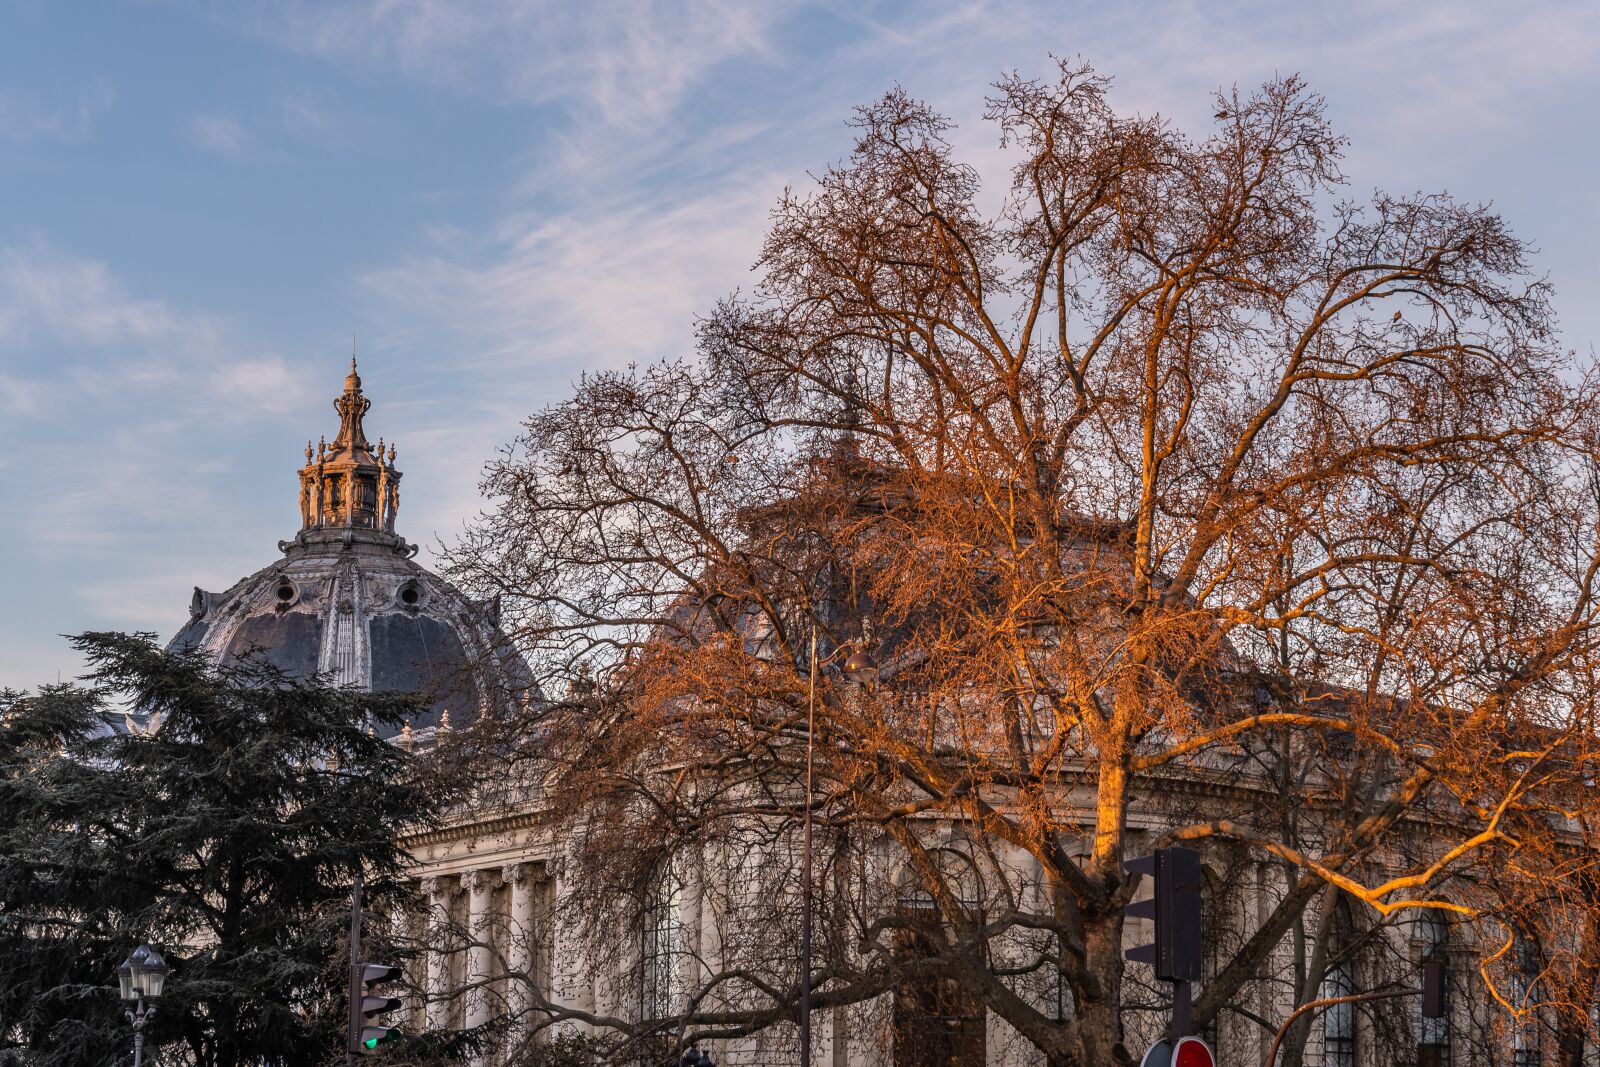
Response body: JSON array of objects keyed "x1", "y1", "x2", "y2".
[{"x1": 168, "y1": 358, "x2": 530, "y2": 737}]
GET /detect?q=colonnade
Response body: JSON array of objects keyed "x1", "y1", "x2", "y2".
[{"x1": 416, "y1": 862, "x2": 551, "y2": 1062}]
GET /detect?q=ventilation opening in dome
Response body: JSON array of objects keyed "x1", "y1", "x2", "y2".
[
  {"x1": 400, "y1": 586, "x2": 420, "y2": 606},
  {"x1": 276, "y1": 583, "x2": 295, "y2": 603}
]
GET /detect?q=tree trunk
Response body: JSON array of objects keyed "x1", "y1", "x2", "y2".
[{"x1": 1077, "y1": 908, "x2": 1133, "y2": 1066}]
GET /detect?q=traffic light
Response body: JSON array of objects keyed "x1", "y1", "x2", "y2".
[
  {"x1": 350, "y1": 962, "x2": 404, "y2": 1054},
  {"x1": 1124, "y1": 846, "x2": 1204, "y2": 983}
]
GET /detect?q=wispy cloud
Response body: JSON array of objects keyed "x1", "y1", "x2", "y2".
[
  {"x1": 243, "y1": 0, "x2": 783, "y2": 127},
  {"x1": 0, "y1": 240, "x2": 184, "y2": 345},
  {"x1": 0, "y1": 78, "x2": 114, "y2": 142},
  {"x1": 0, "y1": 241, "x2": 311, "y2": 554},
  {"x1": 188, "y1": 112, "x2": 251, "y2": 156},
  {"x1": 360, "y1": 169, "x2": 780, "y2": 371},
  {"x1": 0, "y1": 372, "x2": 43, "y2": 416},
  {"x1": 206, "y1": 355, "x2": 312, "y2": 417},
  {"x1": 279, "y1": 87, "x2": 334, "y2": 136}
]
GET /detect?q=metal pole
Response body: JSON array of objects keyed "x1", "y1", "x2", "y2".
[
  {"x1": 348, "y1": 871, "x2": 364, "y2": 1065},
  {"x1": 799, "y1": 627, "x2": 817, "y2": 1067},
  {"x1": 128, "y1": 999, "x2": 154, "y2": 1067},
  {"x1": 1169, "y1": 979, "x2": 1191, "y2": 1041},
  {"x1": 131, "y1": 1004, "x2": 144, "y2": 1067}
]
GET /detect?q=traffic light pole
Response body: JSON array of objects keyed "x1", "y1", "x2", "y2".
[
  {"x1": 1169, "y1": 978, "x2": 1191, "y2": 1042},
  {"x1": 347, "y1": 871, "x2": 363, "y2": 1066},
  {"x1": 347, "y1": 871, "x2": 406, "y2": 1056}
]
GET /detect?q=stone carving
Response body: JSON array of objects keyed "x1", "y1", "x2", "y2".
[{"x1": 461, "y1": 869, "x2": 501, "y2": 894}]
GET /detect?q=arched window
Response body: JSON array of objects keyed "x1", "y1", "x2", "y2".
[
  {"x1": 1322, "y1": 897, "x2": 1359, "y2": 1067},
  {"x1": 1417, "y1": 909, "x2": 1450, "y2": 1067},
  {"x1": 891, "y1": 850, "x2": 986, "y2": 1067},
  {"x1": 1321, "y1": 959, "x2": 1357, "y2": 1067},
  {"x1": 641, "y1": 856, "x2": 684, "y2": 1022}
]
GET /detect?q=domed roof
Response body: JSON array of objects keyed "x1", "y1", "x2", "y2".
[{"x1": 168, "y1": 358, "x2": 531, "y2": 737}]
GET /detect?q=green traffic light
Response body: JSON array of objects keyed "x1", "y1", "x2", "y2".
[{"x1": 359, "y1": 1025, "x2": 399, "y2": 1050}]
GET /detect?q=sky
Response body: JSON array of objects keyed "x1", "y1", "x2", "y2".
[{"x1": 1, "y1": 0, "x2": 1597, "y2": 691}]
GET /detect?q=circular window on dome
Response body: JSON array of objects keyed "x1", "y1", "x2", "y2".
[
  {"x1": 274, "y1": 579, "x2": 297, "y2": 608},
  {"x1": 398, "y1": 582, "x2": 422, "y2": 609}
]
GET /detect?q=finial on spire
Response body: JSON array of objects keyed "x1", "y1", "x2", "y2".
[
  {"x1": 317, "y1": 435, "x2": 326, "y2": 459},
  {"x1": 333, "y1": 352, "x2": 370, "y2": 451},
  {"x1": 305, "y1": 440, "x2": 313, "y2": 462}
]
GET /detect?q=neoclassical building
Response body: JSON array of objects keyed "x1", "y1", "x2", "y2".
[{"x1": 168, "y1": 365, "x2": 1570, "y2": 1067}]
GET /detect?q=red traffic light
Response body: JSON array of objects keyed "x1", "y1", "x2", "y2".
[{"x1": 1173, "y1": 1036, "x2": 1214, "y2": 1067}]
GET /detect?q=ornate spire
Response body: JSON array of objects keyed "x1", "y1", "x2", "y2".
[
  {"x1": 330, "y1": 356, "x2": 372, "y2": 454},
  {"x1": 293, "y1": 358, "x2": 403, "y2": 540}
]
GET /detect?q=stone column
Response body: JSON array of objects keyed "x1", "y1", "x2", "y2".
[
  {"x1": 463, "y1": 869, "x2": 500, "y2": 1041},
  {"x1": 600, "y1": 889, "x2": 634, "y2": 1026},
  {"x1": 502, "y1": 863, "x2": 536, "y2": 1050},
  {"x1": 547, "y1": 858, "x2": 595, "y2": 1035},
  {"x1": 421, "y1": 877, "x2": 452, "y2": 1032}
]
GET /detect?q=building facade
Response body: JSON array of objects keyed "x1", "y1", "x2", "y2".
[{"x1": 170, "y1": 365, "x2": 1589, "y2": 1067}]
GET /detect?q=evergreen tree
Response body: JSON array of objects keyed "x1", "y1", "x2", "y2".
[{"x1": 0, "y1": 632, "x2": 448, "y2": 1066}]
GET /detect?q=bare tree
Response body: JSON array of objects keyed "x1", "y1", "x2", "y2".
[{"x1": 446, "y1": 62, "x2": 1600, "y2": 1067}]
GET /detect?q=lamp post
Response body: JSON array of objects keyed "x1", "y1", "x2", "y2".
[
  {"x1": 801, "y1": 634, "x2": 879, "y2": 1067},
  {"x1": 117, "y1": 944, "x2": 168, "y2": 1067}
]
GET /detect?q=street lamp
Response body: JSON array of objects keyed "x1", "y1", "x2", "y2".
[
  {"x1": 841, "y1": 648, "x2": 880, "y2": 688},
  {"x1": 117, "y1": 944, "x2": 168, "y2": 1067}
]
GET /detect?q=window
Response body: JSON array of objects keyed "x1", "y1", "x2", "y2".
[
  {"x1": 1322, "y1": 960, "x2": 1356, "y2": 1067},
  {"x1": 1511, "y1": 936, "x2": 1541, "y2": 1067},
  {"x1": 641, "y1": 857, "x2": 684, "y2": 1023},
  {"x1": 891, "y1": 853, "x2": 986, "y2": 1067},
  {"x1": 1417, "y1": 909, "x2": 1450, "y2": 1067}
]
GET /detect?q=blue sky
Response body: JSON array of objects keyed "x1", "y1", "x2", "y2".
[{"x1": 2, "y1": 0, "x2": 1597, "y2": 690}]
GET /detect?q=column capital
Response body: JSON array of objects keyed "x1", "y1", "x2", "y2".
[
  {"x1": 418, "y1": 875, "x2": 444, "y2": 897},
  {"x1": 461, "y1": 868, "x2": 501, "y2": 894},
  {"x1": 501, "y1": 861, "x2": 531, "y2": 885}
]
